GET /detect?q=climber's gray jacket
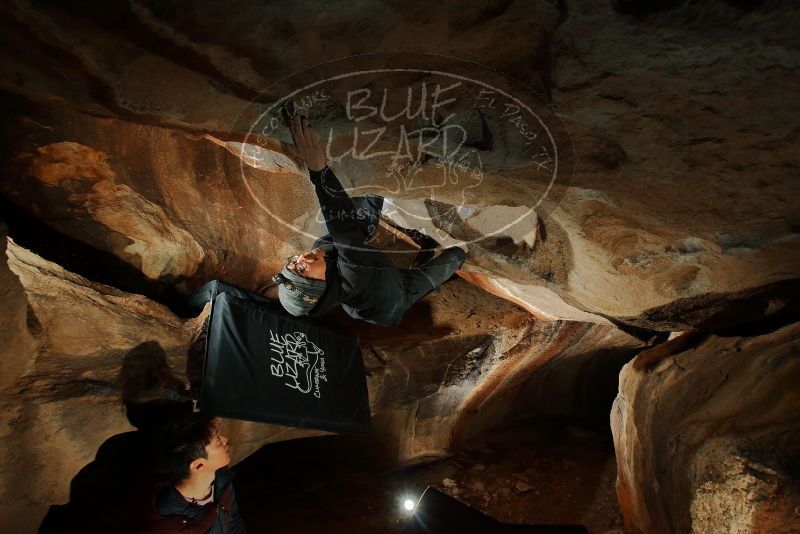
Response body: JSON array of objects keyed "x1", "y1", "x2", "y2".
[{"x1": 306, "y1": 165, "x2": 411, "y2": 326}]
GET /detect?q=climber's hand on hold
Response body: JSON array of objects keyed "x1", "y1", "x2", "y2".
[{"x1": 289, "y1": 113, "x2": 327, "y2": 172}]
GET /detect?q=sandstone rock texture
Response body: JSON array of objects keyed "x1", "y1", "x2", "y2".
[
  {"x1": 612, "y1": 324, "x2": 800, "y2": 534},
  {"x1": 0, "y1": 235, "x2": 644, "y2": 530},
  {"x1": 0, "y1": 223, "x2": 38, "y2": 389},
  {"x1": 1, "y1": 0, "x2": 797, "y2": 331},
  {"x1": 354, "y1": 281, "x2": 642, "y2": 463},
  {"x1": 0, "y1": 237, "x2": 200, "y2": 533},
  {"x1": 0, "y1": 98, "x2": 308, "y2": 290},
  {"x1": 0, "y1": 235, "x2": 325, "y2": 531},
  {"x1": 549, "y1": 0, "x2": 800, "y2": 330}
]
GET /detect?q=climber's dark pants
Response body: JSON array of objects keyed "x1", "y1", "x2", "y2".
[
  {"x1": 321, "y1": 193, "x2": 465, "y2": 309},
  {"x1": 352, "y1": 194, "x2": 465, "y2": 305},
  {"x1": 401, "y1": 247, "x2": 466, "y2": 307},
  {"x1": 180, "y1": 279, "x2": 270, "y2": 315}
]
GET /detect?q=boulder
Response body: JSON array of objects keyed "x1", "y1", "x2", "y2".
[
  {"x1": 0, "y1": 236, "x2": 644, "y2": 530},
  {"x1": 0, "y1": 0, "x2": 796, "y2": 331},
  {"x1": 354, "y1": 281, "x2": 643, "y2": 462},
  {"x1": 611, "y1": 324, "x2": 800, "y2": 533},
  {"x1": 0, "y1": 95, "x2": 316, "y2": 291},
  {"x1": 0, "y1": 222, "x2": 38, "y2": 389},
  {"x1": 0, "y1": 237, "x2": 201, "y2": 533}
]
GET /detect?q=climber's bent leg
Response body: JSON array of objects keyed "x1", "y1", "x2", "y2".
[{"x1": 402, "y1": 247, "x2": 467, "y2": 307}]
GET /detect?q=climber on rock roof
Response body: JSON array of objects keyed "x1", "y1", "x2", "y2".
[{"x1": 273, "y1": 111, "x2": 467, "y2": 327}]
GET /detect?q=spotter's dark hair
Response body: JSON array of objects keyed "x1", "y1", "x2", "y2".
[{"x1": 154, "y1": 412, "x2": 217, "y2": 483}]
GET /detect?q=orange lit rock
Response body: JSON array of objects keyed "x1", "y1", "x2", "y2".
[
  {"x1": 0, "y1": 223, "x2": 38, "y2": 389},
  {"x1": 611, "y1": 324, "x2": 800, "y2": 533},
  {"x1": 0, "y1": 237, "x2": 643, "y2": 530}
]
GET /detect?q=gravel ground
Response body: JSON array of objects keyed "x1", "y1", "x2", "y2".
[{"x1": 235, "y1": 417, "x2": 624, "y2": 533}]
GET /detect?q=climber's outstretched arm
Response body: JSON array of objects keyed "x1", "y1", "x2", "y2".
[
  {"x1": 288, "y1": 114, "x2": 366, "y2": 245},
  {"x1": 288, "y1": 112, "x2": 326, "y2": 173}
]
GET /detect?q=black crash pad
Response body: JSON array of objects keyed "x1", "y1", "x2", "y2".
[{"x1": 190, "y1": 281, "x2": 371, "y2": 434}]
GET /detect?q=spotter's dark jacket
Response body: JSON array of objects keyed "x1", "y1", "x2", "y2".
[{"x1": 147, "y1": 468, "x2": 246, "y2": 534}]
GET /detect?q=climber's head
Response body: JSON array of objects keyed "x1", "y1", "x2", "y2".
[
  {"x1": 274, "y1": 248, "x2": 327, "y2": 316},
  {"x1": 285, "y1": 248, "x2": 327, "y2": 281},
  {"x1": 155, "y1": 412, "x2": 231, "y2": 484}
]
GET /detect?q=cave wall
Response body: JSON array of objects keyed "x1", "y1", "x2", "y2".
[
  {"x1": 0, "y1": 235, "x2": 645, "y2": 530},
  {"x1": 0, "y1": 237, "x2": 199, "y2": 533},
  {"x1": 1, "y1": 0, "x2": 797, "y2": 331},
  {"x1": 0, "y1": 0, "x2": 798, "y2": 532},
  {"x1": 612, "y1": 325, "x2": 800, "y2": 533},
  {"x1": 0, "y1": 94, "x2": 318, "y2": 291},
  {"x1": 0, "y1": 223, "x2": 38, "y2": 389}
]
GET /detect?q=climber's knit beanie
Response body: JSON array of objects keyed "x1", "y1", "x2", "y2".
[{"x1": 276, "y1": 266, "x2": 327, "y2": 316}]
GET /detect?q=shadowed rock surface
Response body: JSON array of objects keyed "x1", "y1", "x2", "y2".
[
  {"x1": 0, "y1": 223, "x2": 38, "y2": 390},
  {"x1": 1, "y1": 0, "x2": 797, "y2": 330},
  {"x1": 0, "y1": 236, "x2": 643, "y2": 531},
  {"x1": 233, "y1": 419, "x2": 624, "y2": 533}
]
